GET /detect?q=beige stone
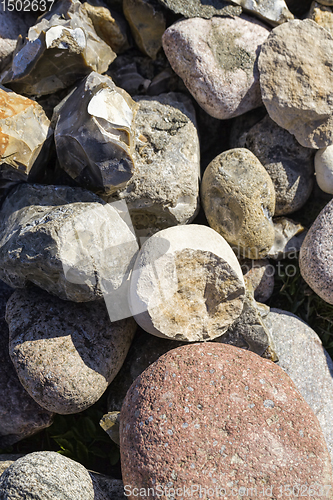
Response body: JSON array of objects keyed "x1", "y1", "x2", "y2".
[{"x1": 308, "y1": 1, "x2": 333, "y2": 36}]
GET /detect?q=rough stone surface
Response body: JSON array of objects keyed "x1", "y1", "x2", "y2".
[
  {"x1": 100, "y1": 411, "x2": 121, "y2": 445},
  {"x1": 90, "y1": 473, "x2": 125, "y2": 499},
  {"x1": 315, "y1": 145, "x2": 333, "y2": 194},
  {"x1": 129, "y1": 225, "x2": 245, "y2": 342},
  {"x1": 259, "y1": 19, "x2": 333, "y2": 149},
  {"x1": 120, "y1": 343, "x2": 333, "y2": 496},
  {"x1": 6, "y1": 287, "x2": 136, "y2": 414},
  {"x1": 0, "y1": 281, "x2": 53, "y2": 448},
  {"x1": 268, "y1": 218, "x2": 306, "y2": 260},
  {"x1": 233, "y1": 114, "x2": 315, "y2": 216},
  {"x1": 240, "y1": 259, "x2": 275, "y2": 303},
  {"x1": 0, "y1": 183, "x2": 139, "y2": 303},
  {"x1": 264, "y1": 308, "x2": 333, "y2": 463},
  {"x1": 300, "y1": 198, "x2": 333, "y2": 304},
  {"x1": 308, "y1": 2, "x2": 333, "y2": 36},
  {"x1": 108, "y1": 93, "x2": 200, "y2": 238},
  {"x1": 201, "y1": 148, "x2": 276, "y2": 259},
  {"x1": 0, "y1": 455, "x2": 24, "y2": 477},
  {"x1": 162, "y1": 16, "x2": 270, "y2": 120},
  {"x1": 228, "y1": 0, "x2": 294, "y2": 25},
  {"x1": 0, "y1": 451, "x2": 108, "y2": 499},
  {"x1": 156, "y1": 0, "x2": 241, "y2": 18}
]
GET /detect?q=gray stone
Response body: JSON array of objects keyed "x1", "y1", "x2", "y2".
[
  {"x1": 6, "y1": 287, "x2": 136, "y2": 414},
  {"x1": 0, "y1": 183, "x2": 139, "y2": 303},
  {"x1": 201, "y1": 148, "x2": 276, "y2": 260},
  {"x1": 107, "y1": 93, "x2": 200, "y2": 238},
  {"x1": 264, "y1": 309, "x2": 333, "y2": 463},
  {"x1": 233, "y1": 114, "x2": 315, "y2": 216},
  {"x1": 90, "y1": 473, "x2": 125, "y2": 498},
  {"x1": 268, "y1": 217, "x2": 307, "y2": 260},
  {"x1": 129, "y1": 225, "x2": 245, "y2": 342},
  {"x1": 162, "y1": 15, "x2": 270, "y2": 120},
  {"x1": 0, "y1": 455, "x2": 24, "y2": 477},
  {"x1": 226, "y1": 0, "x2": 294, "y2": 25},
  {"x1": 229, "y1": 106, "x2": 267, "y2": 149},
  {"x1": 240, "y1": 259, "x2": 275, "y2": 303},
  {"x1": 0, "y1": 9, "x2": 36, "y2": 72},
  {"x1": 300, "y1": 198, "x2": 333, "y2": 304},
  {"x1": 258, "y1": 19, "x2": 333, "y2": 149},
  {"x1": 156, "y1": 0, "x2": 242, "y2": 18}
]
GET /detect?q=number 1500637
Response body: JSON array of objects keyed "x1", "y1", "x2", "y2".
[{"x1": 1, "y1": 0, "x2": 54, "y2": 11}]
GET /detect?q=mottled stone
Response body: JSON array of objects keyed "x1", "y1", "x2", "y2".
[
  {"x1": 308, "y1": 2, "x2": 333, "y2": 36},
  {"x1": 120, "y1": 343, "x2": 333, "y2": 496},
  {"x1": 264, "y1": 309, "x2": 333, "y2": 463},
  {"x1": 108, "y1": 93, "x2": 200, "y2": 238},
  {"x1": 123, "y1": 0, "x2": 165, "y2": 59},
  {"x1": 259, "y1": 19, "x2": 333, "y2": 149},
  {"x1": 240, "y1": 259, "x2": 275, "y2": 303},
  {"x1": 1, "y1": 0, "x2": 115, "y2": 96},
  {"x1": 0, "y1": 456, "x2": 24, "y2": 477},
  {"x1": 268, "y1": 218, "x2": 306, "y2": 260},
  {"x1": 129, "y1": 225, "x2": 245, "y2": 341},
  {"x1": 162, "y1": 16, "x2": 270, "y2": 120},
  {"x1": 227, "y1": 0, "x2": 293, "y2": 25},
  {"x1": 156, "y1": 0, "x2": 241, "y2": 18},
  {"x1": 233, "y1": 114, "x2": 315, "y2": 216},
  {"x1": 315, "y1": 145, "x2": 333, "y2": 194},
  {"x1": 300, "y1": 198, "x2": 333, "y2": 304},
  {"x1": 201, "y1": 149, "x2": 276, "y2": 259},
  {"x1": 54, "y1": 72, "x2": 138, "y2": 196},
  {"x1": 0, "y1": 184, "x2": 139, "y2": 303},
  {"x1": 6, "y1": 287, "x2": 136, "y2": 414},
  {"x1": 0, "y1": 9, "x2": 36, "y2": 72}
]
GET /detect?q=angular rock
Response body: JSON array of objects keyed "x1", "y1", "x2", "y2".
[
  {"x1": 0, "y1": 281, "x2": 54, "y2": 449},
  {"x1": 268, "y1": 218, "x2": 306, "y2": 260},
  {"x1": 6, "y1": 287, "x2": 136, "y2": 414},
  {"x1": 54, "y1": 72, "x2": 138, "y2": 196},
  {"x1": 226, "y1": 0, "x2": 294, "y2": 26},
  {"x1": 259, "y1": 19, "x2": 333, "y2": 149},
  {"x1": 108, "y1": 93, "x2": 200, "y2": 237},
  {"x1": 162, "y1": 16, "x2": 270, "y2": 120},
  {"x1": 240, "y1": 259, "x2": 275, "y2": 303},
  {"x1": 264, "y1": 309, "x2": 333, "y2": 462},
  {"x1": 0, "y1": 10, "x2": 37, "y2": 72},
  {"x1": 129, "y1": 225, "x2": 245, "y2": 342},
  {"x1": 100, "y1": 411, "x2": 121, "y2": 445},
  {"x1": 123, "y1": 0, "x2": 166, "y2": 59},
  {"x1": 315, "y1": 145, "x2": 333, "y2": 194},
  {"x1": 0, "y1": 184, "x2": 139, "y2": 303},
  {"x1": 156, "y1": 0, "x2": 241, "y2": 18},
  {"x1": 201, "y1": 149, "x2": 276, "y2": 259},
  {"x1": 1, "y1": 0, "x2": 115, "y2": 96},
  {"x1": 233, "y1": 114, "x2": 315, "y2": 216},
  {"x1": 120, "y1": 343, "x2": 333, "y2": 495},
  {"x1": 300, "y1": 198, "x2": 333, "y2": 304},
  {"x1": 308, "y1": 2, "x2": 333, "y2": 36}
]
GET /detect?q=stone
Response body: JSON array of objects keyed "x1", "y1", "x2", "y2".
[
  {"x1": 1, "y1": 0, "x2": 115, "y2": 97},
  {"x1": 90, "y1": 473, "x2": 125, "y2": 499},
  {"x1": 308, "y1": 2, "x2": 333, "y2": 36},
  {"x1": 107, "y1": 93, "x2": 200, "y2": 238},
  {"x1": 226, "y1": 0, "x2": 294, "y2": 26},
  {"x1": 300, "y1": 198, "x2": 333, "y2": 304},
  {"x1": 120, "y1": 343, "x2": 333, "y2": 495},
  {"x1": 123, "y1": 0, "x2": 166, "y2": 59},
  {"x1": 0, "y1": 184, "x2": 139, "y2": 304},
  {"x1": 162, "y1": 16, "x2": 270, "y2": 120},
  {"x1": 201, "y1": 149, "x2": 276, "y2": 260},
  {"x1": 229, "y1": 106, "x2": 267, "y2": 150},
  {"x1": 156, "y1": 0, "x2": 241, "y2": 18},
  {"x1": 83, "y1": 2, "x2": 129, "y2": 53},
  {"x1": 100, "y1": 411, "x2": 121, "y2": 445},
  {"x1": 0, "y1": 451, "x2": 108, "y2": 499},
  {"x1": 258, "y1": 19, "x2": 333, "y2": 149},
  {"x1": 53, "y1": 71, "x2": 138, "y2": 196},
  {"x1": 0, "y1": 9, "x2": 36, "y2": 72},
  {"x1": 0, "y1": 456, "x2": 24, "y2": 477},
  {"x1": 264, "y1": 309, "x2": 333, "y2": 463},
  {"x1": 315, "y1": 145, "x2": 333, "y2": 194},
  {"x1": 268, "y1": 218, "x2": 306, "y2": 260},
  {"x1": 233, "y1": 114, "x2": 315, "y2": 216},
  {"x1": 6, "y1": 287, "x2": 136, "y2": 414},
  {"x1": 240, "y1": 259, "x2": 275, "y2": 303},
  {"x1": 129, "y1": 225, "x2": 245, "y2": 342},
  {"x1": 0, "y1": 281, "x2": 54, "y2": 449}
]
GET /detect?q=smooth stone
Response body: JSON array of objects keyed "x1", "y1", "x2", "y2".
[
  {"x1": 201, "y1": 148, "x2": 276, "y2": 259},
  {"x1": 268, "y1": 218, "x2": 306, "y2": 260},
  {"x1": 258, "y1": 19, "x2": 333, "y2": 149},
  {"x1": 123, "y1": 0, "x2": 166, "y2": 59},
  {"x1": 155, "y1": 0, "x2": 241, "y2": 18},
  {"x1": 240, "y1": 259, "x2": 275, "y2": 303},
  {"x1": 0, "y1": 184, "x2": 139, "y2": 304},
  {"x1": 6, "y1": 287, "x2": 136, "y2": 414},
  {"x1": 53, "y1": 72, "x2": 138, "y2": 196},
  {"x1": 162, "y1": 16, "x2": 270, "y2": 120},
  {"x1": 0, "y1": 10, "x2": 36, "y2": 72},
  {"x1": 129, "y1": 225, "x2": 245, "y2": 342},
  {"x1": 315, "y1": 145, "x2": 333, "y2": 193},
  {"x1": 0, "y1": 282, "x2": 53, "y2": 448},
  {"x1": 120, "y1": 343, "x2": 333, "y2": 494},
  {"x1": 0, "y1": 455, "x2": 24, "y2": 477},
  {"x1": 308, "y1": 2, "x2": 333, "y2": 36},
  {"x1": 233, "y1": 114, "x2": 315, "y2": 216},
  {"x1": 300, "y1": 198, "x2": 333, "y2": 304},
  {"x1": 107, "y1": 93, "x2": 200, "y2": 238},
  {"x1": 264, "y1": 309, "x2": 333, "y2": 463}
]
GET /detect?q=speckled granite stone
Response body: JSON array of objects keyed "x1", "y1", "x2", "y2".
[{"x1": 0, "y1": 455, "x2": 24, "y2": 477}]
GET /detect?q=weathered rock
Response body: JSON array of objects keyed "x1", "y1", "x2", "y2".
[
  {"x1": 100, "y1": 411, "x2": 121, "y2": 445},
  {"x1": 120, "y1": 343, "x2": 333, "y2": 495},
  {"x1": 0, "y1": 455, "x2": 24, "y2": 477},
  {"x1": 300, "y1": 198, "x2": 333, "y2": 304},
  {"x1": 1, "y1": 0, "x2": 115, "y2": 96},
  {"x1": 201, "y1": 149, "x2": 276, "y2": 259},
  {"x1": 264, "y1": 309, "x2": 333, "y2": 463},
  {"x1": 240, "y1": 259, "x2": 275, "y2": 303},
  {"x1": 0, "y1": 184, "x2": 139, "y2": 303},
  {"x1": 259, "y1": 19, "x2": 333, "y2": 149},
  {"x1": 233, "y1": 114, "x2": 315, "y2": 216},
  {"x1": 162, "y1": 16, "x2": 270, "y2": 120},
  {"x1": 315, "y1": 145, "x2": 333, "y2": 193},
  {"x1": 0, "y1": 281, "x2": 54, "y2": 448},
  {"x1": 129, "y1": 225, "x2": 245, "y2": 341},
  {"x1": 0, "y1": 452, "x2": 108, "y2": 499},
  {"x1": 226, "y1": 0, "x2": 294, "y2": 25},
  {"x1": 90, "y1": 473, "x2": 125, "y2": 499},
  {"x1": 308, "y1": 2, "x2": 333, "y2": 36},
  {"x1": 54, "y1": 72, "x2": 138, "y2": 196},
  {"x1": 156, "y1": 0, "x2": 241, "y2": 18},
  {"x1": 123, "y1": 0, "x2": 166, "y2": 59},
  {"x1": 268, "y1": 218, "x2": 306, "y2": 260},
  {"x1": 108, "y1": 93, "x2": 200, "y2": 238},
  {"x1": 6, "y1": 287, "x2": 136, "y2": 414}
]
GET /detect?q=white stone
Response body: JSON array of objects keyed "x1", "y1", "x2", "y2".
[{"x1": 315, "y1": 145, "x2": 333, "y2": 193}]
